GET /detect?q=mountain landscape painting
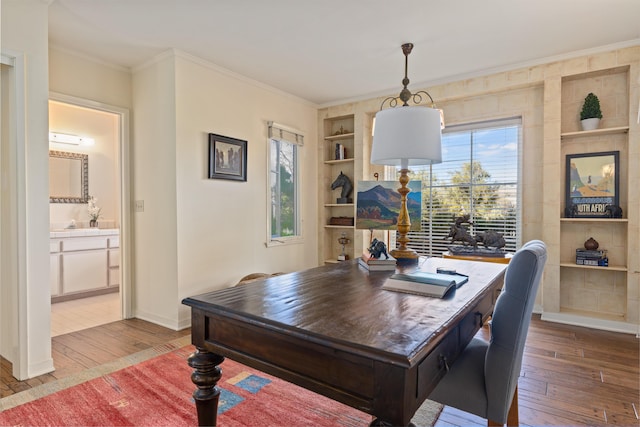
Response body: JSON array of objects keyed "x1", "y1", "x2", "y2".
[{"x1": 356, "y1": 181, "x2": 422, "y2": 230}]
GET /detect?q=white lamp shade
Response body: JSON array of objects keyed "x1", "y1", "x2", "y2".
[{"x1": 371, "y1": 106, "x2": 442, "y2": 167}]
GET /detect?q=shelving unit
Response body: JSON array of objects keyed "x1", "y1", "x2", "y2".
[
  {"x1": 544, "y1": 65, "x2": 638, "y2": 332},
  {"x1": 320, "y1": 115, "x2": 356, "y2": 264}
]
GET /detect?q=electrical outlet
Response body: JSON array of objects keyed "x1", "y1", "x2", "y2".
[{"x1": 135, "y1": 200, "x2": 144, "y2": 212}]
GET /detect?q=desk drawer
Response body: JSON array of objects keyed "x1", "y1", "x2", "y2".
[
  {"x1": 416, "y1": 328, "x2": 459, "y2": 401},
  {"x1": 459, "y1": 290, "x2": 494, "y2": 345},
  {"x1": 204, "y1": 315, "x2": 375, "y2": 402}
]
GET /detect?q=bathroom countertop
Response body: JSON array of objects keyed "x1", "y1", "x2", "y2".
[{"x1": 49, "y1": 228, "x2": 120, "y2": 238}]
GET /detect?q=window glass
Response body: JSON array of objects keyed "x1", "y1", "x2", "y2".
[{"x1": 405, "y1": 118, "x2": 521, "y2": 256}]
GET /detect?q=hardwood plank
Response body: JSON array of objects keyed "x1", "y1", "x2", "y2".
[{"x1": 1, "y1": 313, "x2": 638, "y2": 427}]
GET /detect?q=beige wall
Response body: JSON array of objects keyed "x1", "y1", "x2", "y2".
[{"x1": 320, "y1": 45, "x2": 640, "y2": 331}]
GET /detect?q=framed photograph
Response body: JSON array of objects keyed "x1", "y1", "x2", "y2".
[
  {"x1": 565, "y1": 151, "x2": 619, "y2": 218},
  {"x1": 208, "y1": 133, "x2": 247, "y2": 181}
]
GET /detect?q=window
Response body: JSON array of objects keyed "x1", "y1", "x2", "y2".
[
  {"x1": 267, "y1": 122, "x2": 303, "y2": 246},
  {"x1": 405, "y1": 118, "x2": 522, "y2": 256}
]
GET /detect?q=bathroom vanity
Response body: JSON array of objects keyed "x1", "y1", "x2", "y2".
[{"x1": 50, "y1": 228, "x2": 120, "y2": 303}]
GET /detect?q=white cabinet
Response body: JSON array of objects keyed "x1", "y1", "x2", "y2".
[
  {"x1": 50, "y1": 240, "x2": 61, "y2": 297},
  {"x1": 50, "y1": 229, "x2": 120, "y2": 302}
]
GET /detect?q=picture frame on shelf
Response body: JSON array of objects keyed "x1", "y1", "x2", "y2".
[
  {"x1": 208, "y1": 133, "x2": 247, "y2": 181},
  {"x1": 565, "y1": 151, "x2": 619, "y2": 218}
]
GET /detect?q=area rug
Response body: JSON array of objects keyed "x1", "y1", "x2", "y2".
[{"x1": 0, "y1": 336, "x2": 443, "y2": 426}]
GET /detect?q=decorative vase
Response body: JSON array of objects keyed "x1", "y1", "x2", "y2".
[
  {"x1": 89, "y1": 219, "x2": 98, "y2": 228},
  {"x1": 580, "y1": 118, "x2": 600, "y2": 131},
  {"x1": 584, "y1": 237, "x2": 599, "y2": 250}
]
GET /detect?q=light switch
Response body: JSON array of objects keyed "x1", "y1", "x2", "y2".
[{"x1": 135, "y1": 200, "x2": 144, "y2": 212}]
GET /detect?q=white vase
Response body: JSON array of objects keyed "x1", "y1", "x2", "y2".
[{"x1": 580, "y1": 118, "x2": 600, "y2": 131}]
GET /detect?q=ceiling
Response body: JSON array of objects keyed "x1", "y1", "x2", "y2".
[{"x1": 48, "y1": 0, "x2": 640, "y2": 107}]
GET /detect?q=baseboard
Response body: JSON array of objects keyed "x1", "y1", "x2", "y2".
[
  {"x1": 541, "y1": 311, "x2": 639, "y2": 336},
  {"x1": 133, "y1": 310, "x2": 181, "y2": 331}
]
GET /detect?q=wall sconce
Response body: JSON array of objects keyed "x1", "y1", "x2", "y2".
[
  {"x1": 49, "y1": 132, "x2": 95, "y2": 146},
  {"x1": 371, "y1": 43, "x2": 444, "y2": 265}
]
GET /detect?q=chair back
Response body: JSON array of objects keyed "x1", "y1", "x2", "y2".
[{"x1": 485, "y1": 240, "x2": 547, "y2": 422}]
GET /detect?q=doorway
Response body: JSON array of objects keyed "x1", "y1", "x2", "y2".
[{"x1": 49, "y1": 93, "x2": 131, "y2": 334}]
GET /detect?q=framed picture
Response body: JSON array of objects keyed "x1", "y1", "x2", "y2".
[
  {"x1": 565, "y1": 151, "x2": 619, "y2": 218},
  {"x1": 356, "y1": 180, "x2": 422, "y2": 230},
  {"x1": 208, "y1": 133, "x2": 247, "y2": 181}
]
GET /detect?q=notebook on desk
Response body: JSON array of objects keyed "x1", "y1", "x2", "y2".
[{"x1": 382, "y1": 271, "x2": 469, "y2": 298}]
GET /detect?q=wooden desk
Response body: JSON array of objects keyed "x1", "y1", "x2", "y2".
[{"x1": 182, "y1": 258, "x2": 506, "y2": 426}]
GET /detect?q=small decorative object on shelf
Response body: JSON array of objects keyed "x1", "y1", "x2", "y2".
[
  {"x1": 333, "y1": 125, "x2": 351, "y2": 136},
  {"x1": 580, "y1": 92, "x2": 602, "y2": 131},
  {"x1": 87, "y1": 196, "x2": 102, "y2": 228},
  {"x1": 605, "y1": 204, "x2": 623, "y2": 218},
  {"x1": 564, "y1": 203, "x2": 578, "y2": 218},
  {"x1": 330, "y1": 171, "x2": 353, "y2": 204},
  {"x1": 329, "y1": 216, "x2": 354, "y2": 226},
  {"x1": 584, "y1": 237, "x2": 599, "y2": 250},
  {"x1": 337, "y1": 232, "x2": 350, "y2": 261}
]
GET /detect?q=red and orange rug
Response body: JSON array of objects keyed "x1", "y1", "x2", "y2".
[{"x1": 0, "y1": 337, "x2": 442, "y2": 426}]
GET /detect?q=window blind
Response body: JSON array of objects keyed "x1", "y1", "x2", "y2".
[{"x1": 403, "y1": 117, "x2": 522, "y2": 256}]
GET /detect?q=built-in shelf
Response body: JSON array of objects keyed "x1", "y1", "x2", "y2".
[
  {"x1": 324, "y1": 225, "x2": 355, "y2": 229},
  {"x1": 560, "y1": 126, "x2": 629, "y2": 139},
  {"x1": 324, "y1": 203, "x2": 354, "y2": 207},
  {"x1": 324, "y1": 158, "x2": 355, "y2": 165},
  {"x1": 324, "y1": 132, "x2": 355, "y2": 141},
  {"x1": 559, "y1": 262, "x2": 627, "y2": 272}
]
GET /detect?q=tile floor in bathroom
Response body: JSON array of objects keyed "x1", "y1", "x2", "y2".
[{"x1": 50, "y1": 292, "x2": 121, "y2": 337}]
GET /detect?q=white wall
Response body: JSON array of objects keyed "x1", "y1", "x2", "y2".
[
  {"x1": 131, "y1": 53, "x2": 180, "y2": 327},
  {"x1": 0, "y1": 0, "x2": 54, "y2": 379},
  {"x1": 174, "y1": 53, "x2": 319, "y2": 326},
  {"x1": 132, "y1": 51, "x2": 319, "y2": 329}
]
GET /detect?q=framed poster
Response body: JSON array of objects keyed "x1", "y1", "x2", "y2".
[
  {"x1": 565, "y1": 151, "x2": 619, "y2": 218},
  {"x1": 208, "y1": 133, "x2": 247, "y2": 181}
]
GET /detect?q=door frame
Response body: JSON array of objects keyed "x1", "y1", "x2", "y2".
[{"x1": 49, "y1": 92, "x2": 132, "y2": 318}]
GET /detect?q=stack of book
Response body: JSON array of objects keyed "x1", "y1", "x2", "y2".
[
  {"x1": 358, "y1": 251, "x2": 396, "y2": 271},
  {"x1": 576, "y1": 249, "x2": 608, "y2": 267}
]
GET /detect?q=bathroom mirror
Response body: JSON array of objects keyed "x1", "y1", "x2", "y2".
[{"x1": 49, "y1": 150, "x2": 89, "y2": 203}]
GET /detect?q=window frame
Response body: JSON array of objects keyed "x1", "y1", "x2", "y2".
[
  {"x1": 400, "y1": 117, "x2": 523, "y2": 256},
  {"x1": 266, "y1": 122, "x2": 304, "y2": 247}
]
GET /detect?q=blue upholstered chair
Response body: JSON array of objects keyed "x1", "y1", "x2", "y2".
[{"x1": 428, "y1": 240, "x2": 547, "y2": 426}]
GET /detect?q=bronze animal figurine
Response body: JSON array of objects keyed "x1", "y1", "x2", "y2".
[
  {"x1": 368, "y1": 238, "x2": 389, "y2": 259},
  {"x1": 475, "y1": 230, "x2": 506, "y2": 249},
  {"x1": 330, "y1": 171, "x2": 353, "y2": 203},
  {"x1": 605, "y1": 204, "x2": 623, "y2": 218},
  {"x1": 447, "y1": 224, "x2": 477, "y2": 247}
]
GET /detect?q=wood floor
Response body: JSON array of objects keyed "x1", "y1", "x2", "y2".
[
  {"x1": 0, "y1": 318, "x2": 189, "y2": 398},
  {"x1": 1, "y1": 315, "x2": 638, "y2": 426}
]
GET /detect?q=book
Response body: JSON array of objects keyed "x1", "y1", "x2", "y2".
[
  {"x1": 576, "y1": 257, "x2": 608, "y2": 266},
  {"x1": 382, "y1": 271, "x2": 469, "y2": 298},
  {"x1": 360, "y1": 250, "x2": 396, "y2": 265},
  {"x1": 358, "y1": 257, "x2": 397, "y2": 271},
  {"x1": 576, "y1": 249, "x2": 607, "y2": 258}
]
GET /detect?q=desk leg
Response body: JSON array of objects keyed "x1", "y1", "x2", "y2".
[{"x1": 188, "y1": 347, "x2": 224, "y2": 427}]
